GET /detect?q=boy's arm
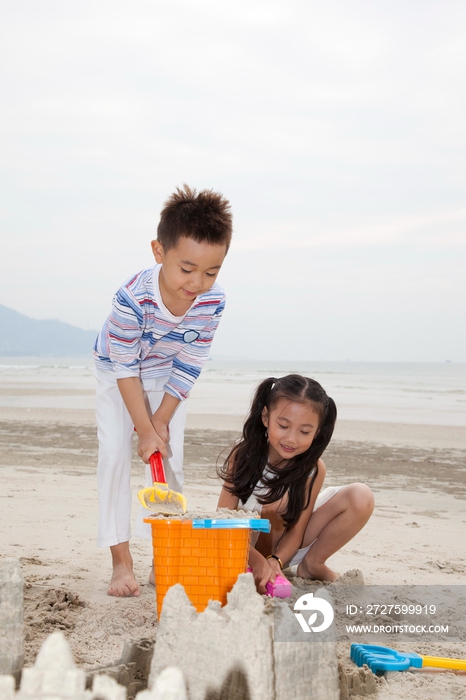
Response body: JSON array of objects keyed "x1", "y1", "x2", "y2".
[
  {"x1": 117, "y1": 377, "x2": 167, "y2": 461},
  {"x1": 151, "y1": 393, "x2": 181, "y2": 443}
]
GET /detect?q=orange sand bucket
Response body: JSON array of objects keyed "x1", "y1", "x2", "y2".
[{"x1": 144, "y1": 517, "x2": 270, "y2": 616}]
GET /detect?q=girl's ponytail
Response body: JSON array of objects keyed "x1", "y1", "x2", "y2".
[
  {"x1": 311, "y1": 394, "x2": 337, "y2": 457},
  {"x1": 243, "y1": 376, "x2": 276, "y2": 440}
]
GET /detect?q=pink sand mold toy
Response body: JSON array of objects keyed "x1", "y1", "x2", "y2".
[{"x1": 246, "y1": 567, "x2": 292, "y2": 598}]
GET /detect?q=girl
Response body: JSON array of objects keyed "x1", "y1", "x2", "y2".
[{"x1": 218, "y1": 374, "x2": 374, "y2": 594}]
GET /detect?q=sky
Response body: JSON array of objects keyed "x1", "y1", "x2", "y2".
[{"x1": 1, "y1": 0, "x2": 465, "y2": 362}]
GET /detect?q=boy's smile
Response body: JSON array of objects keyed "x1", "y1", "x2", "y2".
[{"x1": 151, "y1": 236, "x2": 227, "y2": 316}]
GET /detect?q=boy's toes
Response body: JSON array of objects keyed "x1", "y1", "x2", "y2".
[
  {"x1": 107, "y1": 581, "x2": 140, "y2": 597},
  {"x1": 107, "y1": 569, "x2": 140, "y2": 597}
]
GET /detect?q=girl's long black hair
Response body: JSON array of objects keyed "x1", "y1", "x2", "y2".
[{"x1": 218, "y1": 374, "x2": 337, "y2": 527}]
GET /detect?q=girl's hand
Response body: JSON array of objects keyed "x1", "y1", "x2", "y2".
[
  {"x1": 251, "y1": 558, "x2": 276, "y2": 595},
  {"x1": 266, "y1": 556, "x2": 283, "y2": 579}
]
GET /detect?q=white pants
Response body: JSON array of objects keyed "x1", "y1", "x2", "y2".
[{"x1": 95, "y1": 369, "x2": 188, "y2": 547}]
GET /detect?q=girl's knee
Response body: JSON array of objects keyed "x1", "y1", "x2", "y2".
[{"x1": 346, "y1": 483, "x2": 374, "y2": 517}]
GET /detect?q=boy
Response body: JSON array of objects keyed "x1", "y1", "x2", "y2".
[{"x1": 93, "y1": 185, "x2": 232, "y2": 597}]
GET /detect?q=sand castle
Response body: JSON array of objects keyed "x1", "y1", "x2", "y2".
[{"x1": 0, "y1": 558, "x2": 341, "y2": 700}]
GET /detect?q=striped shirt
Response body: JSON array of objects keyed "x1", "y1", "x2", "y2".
[{"x1": 93, "y1": 265, "x2": 226, "y2": 401}]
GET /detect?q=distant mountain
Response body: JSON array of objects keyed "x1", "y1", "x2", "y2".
[{"x1": 0, "y1": 304, "x2": 99, "y2": 356}]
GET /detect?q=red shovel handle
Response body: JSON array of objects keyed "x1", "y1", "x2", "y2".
[{"x1": 149, "y1": 451, "x2": 167, "y2": 484}]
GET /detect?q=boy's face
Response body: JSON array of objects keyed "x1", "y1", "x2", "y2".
[{"x1": 151, "y1": 236, "x2": 227, "y2": 313}]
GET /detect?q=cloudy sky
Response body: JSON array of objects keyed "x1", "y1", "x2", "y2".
[{"x1": 1, "y1": 0, "x2": 465, "y2": 361}]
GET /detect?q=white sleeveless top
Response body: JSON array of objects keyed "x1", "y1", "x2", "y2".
[{"x1": 241, "y1": 464, "x2": 317, "y2": 515}]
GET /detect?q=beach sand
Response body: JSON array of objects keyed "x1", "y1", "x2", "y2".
[{"x1": 0, "y1": 400, "x2": 465, "y2": 699}]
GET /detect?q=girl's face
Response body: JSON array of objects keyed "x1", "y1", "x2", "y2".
[{"x1": 262, "y1": 397, "x2": 321, "y2": 466}]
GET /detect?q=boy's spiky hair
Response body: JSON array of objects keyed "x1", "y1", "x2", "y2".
[{"x1": 157, "y1": 184, "x2": 232, "y2": 251}]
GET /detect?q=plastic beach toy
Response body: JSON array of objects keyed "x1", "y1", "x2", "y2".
[
  {"x1": 265, "y1": 574, "x2": 292, "y2": 598},
  {"x1": 138, "y1": 451, "x2": 187, "y2": 515},
  {"x1": 246, "y1": 567, "x2": 292, "y2": 598},
  {"x1": 144, "y1": 517, "x2": 271, "y2": 615},
  {"x1": 351, "y1": 643, "x2": 466, "y2": 673},
  {"x1": 192, "y1": 518, "x2": 271, "y2": 531}
]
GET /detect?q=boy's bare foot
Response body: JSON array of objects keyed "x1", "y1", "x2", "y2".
[
  {"x1": 108, "y1": 564, "x2": 140, "y2": 597},
  {"x1": 108, "y1": 542, "x2": 140, "y2": 597},
  {"x1": 148, "y1": 563, "x2": 155, "y2": 586},
  {"x1": 297, "y1": 560, "x2": 340, "y2": 583}
]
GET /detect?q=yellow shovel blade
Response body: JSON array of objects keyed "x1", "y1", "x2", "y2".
[{"x1": 138, "y1": 484, "x2": 187, "y2": 515}]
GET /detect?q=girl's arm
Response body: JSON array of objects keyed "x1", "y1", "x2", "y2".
[
  {"x1": 217, "y1": 459, "x2": 275, "y2": 594},
  {"x1": 218, "y1": 483, "x2": 275, "y2": 593},
  {"x1": 217, "y1": 452, "x2": 240, "y2": 510},
  {"x1": 247, "y1": 546, "x2": 279, "y2": 594},
  {"x1": 270, "y1": 459, "x2": 327, "y2": 569},
  {"x1": 217, "y1": 483, "x2": 239, "y2": 510}
]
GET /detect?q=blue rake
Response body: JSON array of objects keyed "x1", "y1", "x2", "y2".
[{"x1": 351, "y1": 643, "x2": 466, "y2": 674}]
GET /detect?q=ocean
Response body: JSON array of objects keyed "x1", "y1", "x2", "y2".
[{"x1": 0, "y1": 357, "x2": 464, "y2": 426}]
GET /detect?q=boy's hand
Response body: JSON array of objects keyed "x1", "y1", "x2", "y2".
[
  {"x1": 150, "y1": 393, "x2": 180, "y2": 445},
  {"x1": 117, "y1": 377, "x2": 169, "y2": 461},
  {"x1": 150, "y1": 414, "x2": 170, "y2": 445},
  {"x1": 137, "y1": 427, "x2": 167, "y2": 462}
]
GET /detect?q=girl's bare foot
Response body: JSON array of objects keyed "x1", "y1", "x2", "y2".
[
  {"x1": 108, "y1": 542, "x2": 140, "y2": 597},
  {"x1": 148, "y1": 563, "x2": 155, "y2": 586},
  {"x1": 297, "y1": 560, "x2": 340, "y2": 583}
]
